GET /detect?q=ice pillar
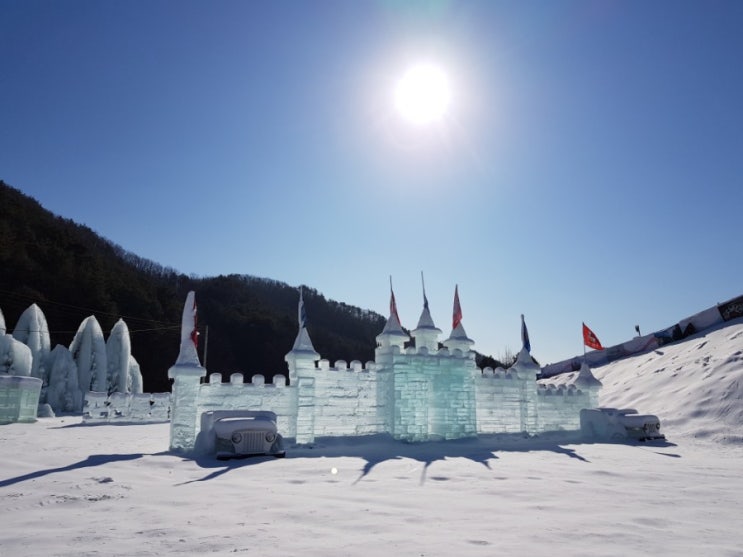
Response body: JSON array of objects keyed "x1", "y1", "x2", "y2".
[{"x1": 168, "y1": 292, "x2": 206, "y2": 452}]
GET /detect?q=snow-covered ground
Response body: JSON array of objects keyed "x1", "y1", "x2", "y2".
[{"x1": 2, "y1": 319, "x2": 742, "y2": 557}]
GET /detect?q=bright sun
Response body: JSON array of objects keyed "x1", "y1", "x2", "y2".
[{"x1": 394, "y1": 63, "x2": 451, "y2": 125}]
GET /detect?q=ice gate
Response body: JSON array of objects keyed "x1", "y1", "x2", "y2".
[{"x1": 168, "y1": 291, "x2": 602, "y2": 452}]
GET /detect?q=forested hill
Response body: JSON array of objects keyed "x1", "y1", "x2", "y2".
[{"x1": 0, "y1": 181, "x2": 386, "y2": 392}]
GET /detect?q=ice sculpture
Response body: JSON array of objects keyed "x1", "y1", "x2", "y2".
[
  {"x1": 0, "y1": 333, "x2": 33, "y2": 376},
  {"x1": 46, "y1": 345, "x2": 82, "y2": 413},
  {"x1": 106, "y1": 319, "x2": 133, "y2": 393},
  {"x1": 12, "y1": 304, "x2": 51, "y2": 384},
  {"x1": 129, "y1": 356, "x2": 143, "y2": 394},
  {"x1": 1, "y1": 306, "x2": 42, "y2": 423},
  {"x1": 69, "y1": 316, "x2": 108, "y2": 397},
  {"x1": 175, "y1": 291, "x2": 200, "y2": 367}
]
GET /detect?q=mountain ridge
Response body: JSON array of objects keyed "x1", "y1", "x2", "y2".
[{"x1": 0, "y1": 180, "x2": 389, "y2": 391}]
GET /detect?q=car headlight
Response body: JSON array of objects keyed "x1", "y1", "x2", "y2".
[
  {"x1": 231, "y1": 432, "x2": 243, "y2": 444},
  {"x1": 265, "y1": 432, "x2": 276, "y2": 443}
]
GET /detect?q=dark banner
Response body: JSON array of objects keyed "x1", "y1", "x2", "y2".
[
  {"x1": 605, "y1": 344, "x2": 628, "y2": 363},
  {"x1": 718, "y1": 295, "x2": 743, "y2": 322}
]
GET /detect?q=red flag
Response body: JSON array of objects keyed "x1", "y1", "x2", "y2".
[
  {"x1": 190, "y1": 300, "x2": 199, "y2": 348},
  {"x1": 452, "y1": 285, "x2": 462, "y2": 330},
  {"x1": 583, "y1": 322, "x2": 603, "y2": 350}
]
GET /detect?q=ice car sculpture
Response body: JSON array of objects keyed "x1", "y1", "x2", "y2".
[{"x1": 580, "y1": 408, "x2": 665, "y2": 441}]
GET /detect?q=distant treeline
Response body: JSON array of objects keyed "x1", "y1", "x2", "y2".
[
  {"x1": 0, "y1": 181, "x2": 390, "y2": 391},
  {"x1": 0, "y1": 181, "x2": 512, "y2": 392}
]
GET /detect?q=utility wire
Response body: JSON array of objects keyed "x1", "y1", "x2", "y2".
[{"x1": 0, "y1": 287, "x2": 180, "y2": 327}]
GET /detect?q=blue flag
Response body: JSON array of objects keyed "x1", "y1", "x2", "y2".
[
  {"x1": 521, "y1": 314, "x2": 531, "y2": 353},
  {"x1": 298, "y1": 288, "x2": 308, "y2": 329}
]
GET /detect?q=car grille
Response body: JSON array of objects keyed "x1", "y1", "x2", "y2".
[{"x1": 234, "y1": 430, "x2": 267, "y2": 454}]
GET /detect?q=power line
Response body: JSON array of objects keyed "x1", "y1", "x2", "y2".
[
  {"x1": 8, "y1": 325, "x2": 181, "y2": 335},
  {"x1": 0, "y1": 288, "x2": 180, "y2": 328}
]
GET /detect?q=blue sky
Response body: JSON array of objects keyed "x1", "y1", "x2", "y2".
[{"x1": 2, "y1": 0, "x2": 742, "y2": 366}]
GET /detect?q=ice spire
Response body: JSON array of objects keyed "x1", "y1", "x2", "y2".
[
  {"x1": 415, "y1": 272, "x2": 439, "y2": 330},
  {"x1": 412, "y1": 272, "x2": 441, "y2": 351},
  {"x1": 175, "y1": 291, "x2": 201, "y2": 367},
  {"x1": 291, "y1": 287, "x2": 317, "y2": 354},
  {"x1": 573, "y1": 361, "x2": 602, "y2": 389}
]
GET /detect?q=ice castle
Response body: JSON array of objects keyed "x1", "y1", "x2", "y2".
[{"x1": 168, "y1": 288, "x2": 602, "y2": 452}]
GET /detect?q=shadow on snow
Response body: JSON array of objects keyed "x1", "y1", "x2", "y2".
[
  {"x1": 183, "y1": 431, "x2": 678, "y2": 485},
  {"x1": 0, "y1": 452, "x2": 167, "y2": 488}
]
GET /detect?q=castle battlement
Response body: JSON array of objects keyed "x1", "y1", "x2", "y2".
[
  {"x1": 206, "y1": 373, "x2": 288, "y2": 387},
  {"x1": 537, "y1": 383, "x2": 581, "y2": 396},
  {"x1": 316, "y1": 359, "x2": 377, "y2": 372}
]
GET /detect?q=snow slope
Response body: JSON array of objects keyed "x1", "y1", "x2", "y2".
[
  {"x1": 547, "y1": 317, "x2": 743, "y2": 444},
  {"x1": 1, "y1": 319, "x2": 742, "y2": 556}
]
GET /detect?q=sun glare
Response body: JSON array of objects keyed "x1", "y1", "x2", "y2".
[{"x1": 394, "y1": 63, "x2": 451, "y2": 125}]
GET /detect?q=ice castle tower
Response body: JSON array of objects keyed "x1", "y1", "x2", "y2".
[{"x1": 379, "y1": 285, "x2": 478, "y2": 442}]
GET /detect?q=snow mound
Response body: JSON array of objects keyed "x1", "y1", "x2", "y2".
[{"x1": 588, "y1": 318, "x2": 743, "y2": 444}]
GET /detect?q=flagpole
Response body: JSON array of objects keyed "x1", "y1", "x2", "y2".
[{"x1": 203, "y1": 325, "x2": 209, "y2": 368}]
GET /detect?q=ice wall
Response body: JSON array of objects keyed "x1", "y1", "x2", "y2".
[
  {"x1": 476, "y1": 368, "x2": 536, "y2": 434},
  {"x1": 0, "y1": 375, "x2": 42, "y2": 424},
  {"x1": 536, "y1": 384, "x2": 594, "y2": 431},
  {"x1": 297, "y1": 360, "x2": 389, "y2": 438},
  {"x1": 392, "y1": 346, "x2": 477, "y2": 442},
  {"x1": 83, "y1": 391, "x2": 171, "y2": 423}
]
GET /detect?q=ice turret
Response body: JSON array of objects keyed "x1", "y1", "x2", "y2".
[
  {"x1": 375, "y1": 284, "x2": 410, "y2": 356},
  {"x1": 285, "y1": 288, "x2": 319, "y2": 384},
  {"x1": 572, "y1": 361, "x2": 602, "y2": 407},
  {"x1": 573, "y1": 361, "x2": 602, "y2": 389},
  {"x1": 285, "y1": 288, "x2": 320, "y2": 444},
  {"x1": 510, "y1": 347, "x2": 540, "y2": 379},
  {"x1": 411, "y1": 282, "x2": 441, "y2": 352}
]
